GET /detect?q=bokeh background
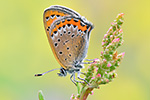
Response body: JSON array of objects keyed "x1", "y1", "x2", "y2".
[{"x1": 0, "y1": 0, "x2": 150, "y2": 100}]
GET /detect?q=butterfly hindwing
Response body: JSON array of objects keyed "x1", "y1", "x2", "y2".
[{"x1": 48, "y1": 16, "x2": 93, "y2": 69}]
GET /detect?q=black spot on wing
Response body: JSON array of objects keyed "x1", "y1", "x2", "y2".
[
  {"x1": 67, "y1": 47, "x2": 69, "y2": 50},
  {"x1": 68, "y1": 31, "x2": 71, "y2": 34},
  {"x1": 54, "y1": 43, "x2": 58, "y2": 47},
  {"x1": 54, "y1": 31, "x2": 57, "y2": 34},
  {"x1": 57, "y1": 22, "x2": 60, "y2": 25},
  {"x1": 46, "y1": 16, "x2": 50, "y2": 21},
  {"x1": 84, "y1": 30, "x2": 87, "y2": 33},
  {"x1": 63, "y1": 25, "x2": 65, "y2": 28},
  {"x1": 62, "y1": 20, "x2": 65, "y2": 23},
  {"x1": 58, "y1": 39, "x2": 60, "y2": 42},
  {"x1": 67, "y1": 24, "x2": 71, "y2": 27},
  {"x1": 56, "y1": 15, "x2": 60, "y2": 17},
  {"x1": 59, "y1": 51, "x2": 62, "y2": 54},
  {"x1": 67, "y1": 18, "x2": 71, "y2": 21},
  {"x1": 58, "y1": 27, "x2": 61, "y2": 30},
  {"x1": 86, "y1": 25, "x2": 90, "y2": 29},
  {"x1": 78, "y1": 29, "x2": 82, "y2": 32},
  {"x1": 80, "y1": 22, "x2": 85, "y2": 27},
  {"x1": 51, "y1": 34, "x2": 54, "y2": 37},
  {"x1": 73, "y1": 25, "x2": 77, "y2": 28},
  {"x1": 64, "y1": 30, "x2": 66, "y2": 34},
  {"x1": 69, "y1": 54, "x2": 71, "y2": 57},
  {"x1": 71, "y1": 34, "x2": 75, "y2": 38},
  {"x1": 74, "y1": 19, "x2": 78, "y2": 22},
  {"x1": 51, "y1": 15, "x2": 55, "y2": 17}
]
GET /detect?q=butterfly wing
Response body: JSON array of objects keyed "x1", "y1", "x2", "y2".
[
  {"x1": 48, "y1": 16, "x2": 93, "y2": 69},
  {"x1": 43, "y1": 6, "x2": 82, "y2": 68}
]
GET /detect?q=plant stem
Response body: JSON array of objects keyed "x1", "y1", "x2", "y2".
[{"x1": 79, "y1": 87, "x2": 94, "y2": 100}]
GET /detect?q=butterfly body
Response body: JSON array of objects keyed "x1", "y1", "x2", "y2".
[{"x1": 42, "y1": 5, "x2": 93, "y2": 84}]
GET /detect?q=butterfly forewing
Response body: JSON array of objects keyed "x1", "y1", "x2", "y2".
[{"x1": 43, "y1": 5, "x2": 80, "y2": 35}]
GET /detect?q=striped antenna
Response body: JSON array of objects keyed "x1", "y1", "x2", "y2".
[{"x1": 35, "y1": 68, "x2": 60, "y2": 76}]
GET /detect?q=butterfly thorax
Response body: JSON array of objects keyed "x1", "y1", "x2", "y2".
[{"x1": 57, "y1": 65, "x2": 82, "y2": 77}]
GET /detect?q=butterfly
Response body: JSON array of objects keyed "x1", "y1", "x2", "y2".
[{"x1": 35, "y1": 5, "x2": 94, "y2": 85}]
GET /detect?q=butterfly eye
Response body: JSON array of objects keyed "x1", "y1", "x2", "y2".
[{"x1": 46, "y1": 16, "x2": 50, "y2": 21}]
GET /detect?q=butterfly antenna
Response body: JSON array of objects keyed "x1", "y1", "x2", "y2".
[{"x1": 35, "y1": 68, "x2": 60, "y2": 76}]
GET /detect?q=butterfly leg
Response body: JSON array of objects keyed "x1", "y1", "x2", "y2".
[
  {"x1": 81, "y1": 59, "x2": 95, "y2": 64},
  {"x1": 80, "y1": 72, "x2": 86, "y2": 75},
  {"x1": 84, "y1": 59, "x2": 95, "y2": 61},
  {"x1": 77, "y1": 72, "x2": 90, "y2": 85},
  {"x1": 70, "y1": 72, "x2": 89, "y2": 86},
  {"x1": 81, "y1": 62, "x2": 92, "y2": 64},
  {"x1": 72, "y1": 73, "x2": 85, "y2": 84},
  {"x1": 70, "y1": 74, "x2": 77, "y2": 86}
]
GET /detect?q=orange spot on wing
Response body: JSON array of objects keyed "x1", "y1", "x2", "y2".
[
  {"x1": 45, "y1": 10, "x2": 69, "y2": 29},
  {"x1": 51, "y1": 18, "x2": 89, "y2": 35}
]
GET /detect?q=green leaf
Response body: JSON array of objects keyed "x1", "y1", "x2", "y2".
[{"x1": 38, "y1": 90, "x2": 45, "y2": 100}]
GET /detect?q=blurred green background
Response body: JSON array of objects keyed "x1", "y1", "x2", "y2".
[{"x1": 0, "y1": 0, "x2": 150, "y2": 100}]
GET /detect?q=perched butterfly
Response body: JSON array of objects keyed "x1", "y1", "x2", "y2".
[{"x1": 35, "y1": 5, "x2": 94, "y2": 85}]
